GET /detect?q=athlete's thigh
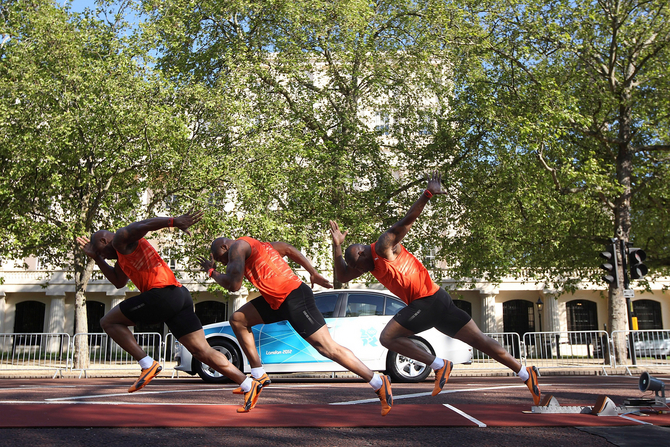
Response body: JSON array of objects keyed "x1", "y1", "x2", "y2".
[
  {"x1": 284, "y1": 284, "x2": 326, "y2": 338},
  {"x1": 236, "y1": 299, "x2": 270, "y2": 327}
]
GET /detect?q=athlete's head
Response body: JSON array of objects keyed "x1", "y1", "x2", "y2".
[
  {"x1": 344, "y1": 243, "x2": 374, "y2": 272},
  {"x1": 210, "y1": 237, "x2": 235, "y2": 265},
  {"x1": 89, "y1": 230, "x2": 117, "y2": 259}
]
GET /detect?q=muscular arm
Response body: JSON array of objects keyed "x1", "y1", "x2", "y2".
[
  {"x1": 329, "y1": 220, "x2": 365, "y2": 283},
  {"x1": 376, "y1": 171, "x2": 444, "y2": 258},
  {"x1": 210, "y1": 240, "x2": 250, "y2": 292},
  {"x1": 271, "y1": 241, "x2": 333, "y2": 288},
  {"x1": 96, "y1": 258, "x2": 130, "y2": 289},
  {"x1": 113, "y1": 210, "x2": 203, "y2": 255},
  {"x1": 76, "y1": 236, "x2": 129, "y2": 288}
]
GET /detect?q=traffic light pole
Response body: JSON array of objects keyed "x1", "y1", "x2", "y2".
[{"x1": 620, "y1": 239, "x2": 636, "y2": 366}]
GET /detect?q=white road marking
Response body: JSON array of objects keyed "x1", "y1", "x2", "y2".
[
  {"x1": 45, "y1": 388, "x2": 231, "y2": 401},
  {"x1": 330, "y1": 384, "x2": 530, "y2": 405},
  {"x1": 444, "y1": 403, "x2": 487, "y2": 427},
  {"x1": 618, "y1": 414, "x2": 653, "y2": 425},
  {"x1": 0, "y1": 400, "x2": 232, "y2": 406}
]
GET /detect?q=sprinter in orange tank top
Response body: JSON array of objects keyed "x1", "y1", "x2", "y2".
[
  {"x1": 330, "y1": 172, "x2": 541, "y2": 406},
  {"x1": 199, "y1": 236, "x2": 393, "y2": 416},
  {"x1": 76, "y1": 211, "x2": 265, "y2": 413}
]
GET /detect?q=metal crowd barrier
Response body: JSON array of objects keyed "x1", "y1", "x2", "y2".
[
  {"x1": 3, "y1": 330, "x2": 670, "y2": 377},
  {"x1": 611, "y1": 329, "x2": 670, "y2": 373},
  {"x1": 465, "y1": 332, "x2": 525, "y2": 370},
  {"x1": 70, "y1": 332, "x2": 163, "y2": 378},
  {"x1": 523, "y1": 331, "x2": 613, "y2": 374},
  {"x1": 0, "y1": 333, "x2": 71, "y2": 378},
  {"x1": 163, "y1": 332, "x2": 180, "y2": 377}
]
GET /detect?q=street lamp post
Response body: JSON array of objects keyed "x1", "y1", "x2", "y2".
[{"x1": 536, "y1": 297, "x2": 544, "y2": 332}]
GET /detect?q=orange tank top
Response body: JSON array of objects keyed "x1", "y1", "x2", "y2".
[
  {"x1": 370, "y1": 242, "x2": 439, "y2": 304},
  {"x1": 116, "y1": 238, "x2": 181, "y2": 293},
  {"x1": 239, "y1": 237, "x2": 303, "y2": 310}
]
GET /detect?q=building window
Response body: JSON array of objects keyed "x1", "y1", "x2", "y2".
[
  {"x1": 633, "y1": 300, "x2": 663, "y2": 330},
  {"x1": 13, "y1": 301, "x2": 45, "y2": 333},
  {"x1": 86, "y1": 301, "x2": 105, "y2": 333},
  {"x1": 453, "y1": 300, "x2": 472, "y2": 317},
  {"x1": 195, "y1": 301, "x2": 228, "y2": 326},
  {"x1": 374, "y1": 111, "x2": 390, "y2": 135},
  {"x1": 566, "y1": 300, "x2": 598, "y2": 332},
  {"x1": 503, "y1": 300, "x2": 535, "y2": 335}
]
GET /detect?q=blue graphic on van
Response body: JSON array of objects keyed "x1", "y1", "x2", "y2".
[{"x1": 361, "y1": 327, "x2": 378, "y2": 346}]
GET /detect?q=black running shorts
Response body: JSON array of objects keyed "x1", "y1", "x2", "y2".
[
  {"x1": 118, "y1": 285, "x2": 203, "y2": 339},
  {"x1": 393, "y1": 287, "x2": 472, "y2": 337},
  {"x1": 251, "y1": 283, "x2": 326, "y2": 338}
]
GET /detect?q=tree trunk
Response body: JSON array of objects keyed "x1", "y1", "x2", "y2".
[
  {"x1": 73, "y1": 249, "x2": 94, "y2": 370},
  {"x1": 609, "y1": 82, "x2": 635, "y2": 364}
]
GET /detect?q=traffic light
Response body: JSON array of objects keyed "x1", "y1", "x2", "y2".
[
  {"x1": 600, "y1": 243, "x2": 619, "y2": 287},
  {"x1": 628, "y1": 248, "x2": 648, "y2": 279}
]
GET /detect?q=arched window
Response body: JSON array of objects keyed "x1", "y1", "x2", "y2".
[
  {"x1": 195, "y1": 301, "x2": 228, "y2": 326},
  {"x1": 633, "y1": 300, "x2": 663, "y2": 330},
  {"x1": 566, "y1": 300, "x2": 598, "y2": 332},
  {"x1": 453, "y1": 300, "x2": 472, "y2": 317},
  {"x1": 14, "y1": 301, "x2": 45, "y2": 333},
  {"x1": 503, "y1": 300, "x2": 535, "y2": 335},
  {"x1": 86, "y1": 301, "x2": 105, "y2": 333}
]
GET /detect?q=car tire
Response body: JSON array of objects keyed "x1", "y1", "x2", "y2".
[
  {"x1": 385, "y1": 337, "x2": 434, "y2": 383},
  {"x1": 193, "y1": 338, "x2": 243, "y2": 383}
]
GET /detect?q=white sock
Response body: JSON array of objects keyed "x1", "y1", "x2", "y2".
[
  {"x1": 369, "y1": 373, "x2": 383, "y2": 391},
  {"x1": 138, "y1": 356, "x2": 154, "y2": 369},
  {"x1": 517, "y1": 365, "x2": 529, "y2": 382},
  {"x1": 239, "y1": 377, "x2": 253, "y2": 393},
  {"x1": 430, "y1": 358, "x2": 445, "y2": 370},
  {"x1": 251, "y1": 367, "x2": 266, "y2": 379}
]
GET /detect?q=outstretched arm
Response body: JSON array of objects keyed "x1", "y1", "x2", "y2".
[
  {"x1": 376, "y1": 171, "x2": 445, "y2": 254},
  {"x1": 198, "y1": 240, "x2": 250, "y2": 292},
  {"x1": 329, "y1": 220, "x2": 365, "y2": 283},
  {"x1": 113, "y1": 209, "x2": 204, "y2": 255},
  {"x1": 270, "y1": 241, "x2": 333, "y2": 289},
  {"x1": 76, "y1": 236, "x2": 129, "y2": 288}
]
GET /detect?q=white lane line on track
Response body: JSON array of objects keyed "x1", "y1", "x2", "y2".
[
  {"x1": 44, "y1": 384, "x2": 327, "y2": 402},
  {"x1": 330, "y1": 384, "x2": 531, "y2": 405},
  {"x1": 0, "y1": 400, "x2": 232, "y2": 406},
  {"x1": 619, "y1": 414, "x2": 653, "y2": 425},
  {"x1": 45, "y1": 388, "x2": 230, "y2": 401},
  {"x1": 444, "y1": 404, "x2": 487, "y2": 427}
]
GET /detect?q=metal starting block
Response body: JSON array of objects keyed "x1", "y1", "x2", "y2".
[{"x1": 531, "y1": 394, "x2": 626, "y2": 416}]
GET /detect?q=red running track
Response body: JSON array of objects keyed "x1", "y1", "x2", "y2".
[{"x1": 1, "y1": 403, "x2": 668, "y2": 428}]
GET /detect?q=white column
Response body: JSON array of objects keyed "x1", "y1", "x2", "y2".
[
  {"x1": 542, "y1": 290, "x2": 560, "y2": 332},
  {"x1": 0, "y1": 291, "x2": 6, "y2": 334},
  {"x1": 47, "y1": 295, "x2": 66, "y2": 352},
  {"x1": 47, "y1": 295, "x2": 66, "y2": 334},
  {"x1": 0, "y1": 292, "x2": 6, "y2": 352},
  {"x1": 479, "y1": 292, "x2": 497, "y2": 334},
  {"x1": 229, "y1": 287, "x2": 249, "y2": 315}
]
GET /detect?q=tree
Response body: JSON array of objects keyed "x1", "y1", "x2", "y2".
[
  {"x1": 0, "y1": 0, "x2": 193, "y2": 367},
  {"x1": 434, "y1": 0, "x2": 670, "y2": 361},
  {"x1": 142, "y1": 0, "x2": 469, "y2": 286}
]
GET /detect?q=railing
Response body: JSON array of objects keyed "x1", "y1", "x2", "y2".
[
  {"x1": 3, "y1": 330, "x2": 670, "y2": 377},
  {"x1": 0, "y1": 333, "x2": 71, "y2": 378},
  {"x1": 70, "y1": 332, "x2": 163, "y2": 378},
  {"x1": 611, "y1": 329, "x2": 670, "y2": 372},
  {"x1": 467, "y1": 332, "x2": 525, "y2": 370},
  {"x1": 163, "y1": 332, "x2": 179, "y2": 377},
  {"x1": 523, "y1": 331, "x2": 613, "y2": 374}
]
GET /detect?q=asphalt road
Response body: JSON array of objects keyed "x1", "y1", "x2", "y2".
[{"x1": 0, "y1": 373, "x2": 668, "y2": 446}]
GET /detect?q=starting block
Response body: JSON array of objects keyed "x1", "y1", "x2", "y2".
[{"x1": 531, "y1": 395, "x2": 626, "y2": 416}]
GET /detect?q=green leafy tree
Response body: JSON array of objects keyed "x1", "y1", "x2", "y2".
[
  {"x1": 430, "y1": 0, "x2": 670, "y2": 361},
  {"x1": 141, "y1": 0, "x2": 470, "y2": 287},
  {"x1": 0, "y1": 1, "x2": 194, "y2": 367}
]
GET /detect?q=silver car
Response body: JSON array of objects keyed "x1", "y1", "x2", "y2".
[{"x1": 175, "y1": 288, "x2": 472, "y2": 383}]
